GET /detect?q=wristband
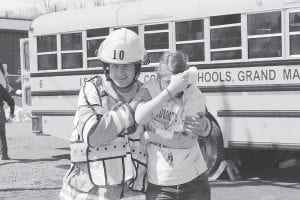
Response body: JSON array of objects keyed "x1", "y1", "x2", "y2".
[{"x1": 165, "y1": 88, "x2": 173, "y2": 99}]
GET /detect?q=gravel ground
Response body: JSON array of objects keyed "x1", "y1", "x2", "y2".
[
  {"x1": 1, "y1": 121, "x2": 300, "y2": 200},
  {"x1": 0, "y1": 121, "x2": 70, "y2": 200}
]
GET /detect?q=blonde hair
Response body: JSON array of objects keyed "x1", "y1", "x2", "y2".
[{"x1": 156, "y1": 51, "x2": 189, "y2": 77}]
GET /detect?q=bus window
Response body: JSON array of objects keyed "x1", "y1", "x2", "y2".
[
  {"x1": 37, "y1": 35, "x2": 57, "y2": 70},
  {"x1": 87, "y1": 28, "x2": 109, "y2": 37},
  {"x1": 289, "y1": 12, "x2": 300, "y2": 55},
  {"x1": 38, "y1": 54, "x2": 57, "y2": 70},
  {"x1": 87, "y1": 39, "x2": 105, "y2": 58},
  {"x1": 25, "y1": 86, "x2": 31, "y2": 106},
  {"x1": 86, "y1": 28, "x2": 108, "y2": 68},
  {"x1": 177, "y1": 43, "x2": 204, "y2": 62},
  {"x1": 126, "y1": 26, "x2": 139, "y2": 34},
  {"x1": 147, "y1": 52, "x2": 164, "y2": 63},
  {"x1": 175, "y1": 20, "x2": 205, "y2": 62},
  {"x1": 114, "y1": 26, "x2": 139, "y2": 34},
  {"x1": 210, "y1": 14, "x2": 241, "y2": 61},
  {"x1": 247, "y1": 11, "x2": 282, "y2": 58},
  {"x1": 24, "y1": 41, "x2": 30, "y2": 71},
  {"x1": 144, "y1": 32, "x2": 169, "y2": 50},
  {"x1": 61, "y1": 33, "x2": 82, "y2": 50},
  {"x1": 62, "y1": 53, "x2": 83, "y2": 69},
  {"x1": 37, "y1": 35, "x2": 57, "y2": 52},
  {"x1": 248, "y1": 37, "x2": 282, "y2": 58},
  {"x1": 145, "y1": 24, "x2": 168, "y2": 31},
  {"x1": 211, "y1": 27, "x2": 241, "y2": 49},
  {"x1": 210, "y1": 14, "x2": 241, "y2": 26},
  {"x1": 61, "y1": 33, "x2": 83, "y2": 69},
  {"x1": 144, "y1": 23, "x2": 169, "y2": 63},
  {"x1": 211, "y1": 49, "x2": 241, "y2": 61}
]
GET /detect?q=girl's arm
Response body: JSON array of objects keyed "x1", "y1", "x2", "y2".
[
  {"x1": 135, "y1": 89, "x2": 171, "y2": 125},
  {"x1": 135, "y1": 73, "x2": 189, "y2": 125}
]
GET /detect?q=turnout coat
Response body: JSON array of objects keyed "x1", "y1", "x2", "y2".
[{"x1": 60, "y1": 76, "x2": 147, "y2": 200}]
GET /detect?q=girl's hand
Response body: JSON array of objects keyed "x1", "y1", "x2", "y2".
[{"x1": 166, "y1": 72, "x2": 189, "y2": 97}]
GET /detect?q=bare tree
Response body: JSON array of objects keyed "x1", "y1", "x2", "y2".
[
  {"x1": 18, "y1": 5, "x2": 43, "y2": 19},
  {"x1": 43, "y1": 0, "x2": 53, "y2": 13},
  {"x1": 39, "y1": 0, "x2": 70, "y2": 14},
  {"x1": 0, "y1": 0, "x2": 141, "y2": 19},
  {"x1": 93, "y1": 0, "x2": 105, "y2": 6}
]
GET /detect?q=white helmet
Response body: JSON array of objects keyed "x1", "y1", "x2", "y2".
[{"x1": 97, "y1": 28, "x2": 146, "y2": 64}]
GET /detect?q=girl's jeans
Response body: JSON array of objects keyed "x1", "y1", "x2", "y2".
[{"x1": 146, "y1": 173, "x2": 211, "y2": 200}]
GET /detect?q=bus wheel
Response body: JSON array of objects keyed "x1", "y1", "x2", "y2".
[
  {"x1": 237, "y1": 149, "x2": 286, "y2": 169},
  {"x1": 198, "y1": 115, "x2": 225, "y2": 176}
]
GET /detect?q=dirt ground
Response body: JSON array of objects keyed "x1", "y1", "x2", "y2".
[
  {"x1": 0, "y1": 122, "x2": 69, "y2": 200},
  {"x1": 1, "y1": 121, "x2": 300, "y2": 200}
]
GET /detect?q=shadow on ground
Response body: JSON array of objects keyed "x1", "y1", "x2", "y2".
[
  {"x1": 56, "y1": 164, "x2": 71, "y2": 170},
  {"x1": 211, "y1": 163, "x2": 300, "y2": 189},
  {"x1": 0, "y1": 154, "x2": 70, "y2": 166},
  {"x1": 0, "y1": 187, "x2": 61, "y2": 192}
]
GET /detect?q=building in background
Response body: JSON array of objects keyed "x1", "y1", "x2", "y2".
[{"x1": 0, "y1": 18, "x2": 31, "y2": 90}]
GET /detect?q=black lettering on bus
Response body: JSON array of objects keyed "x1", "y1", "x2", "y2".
[
  {"x1": 282, "y1": 68, "x2": 300, "y2": 80},
  {"x1": 225, "y1": 71, "x2": 232, "y2": 81},
  {"x1": 293, "y1": 69, "x2": 300, "y2": 79},
  {"x1": 198, "y1": 72, "x2": 204, "y2": 82},
  {"x1": 205, "y1": 72, "x2": 212, "y2": 82},
  {"x1": 212, "y1": 72, "x2": 219, "y2": 82},
  {"x1": 238, "y1": 71, "x2": 245, "y2": 81},
  {"x1": 261, "y1": 70, "x2": 268, "y2": 80},
  {"x1": 80, "y1": 77, "x2": 89, "y2": 86},
  {"x1": 39, "y1": 80, "x2": 44, "y2": 88},
  {"x1": 200, "y1": 71, "x2": 232, "y2": 83},
  {"x1": 253, "y1": 70, "x2": 260, "y2": 81},
  {"x1": 238, "y1": 69, "x2": 277, "y2": 82},
  {"x1": 283, "y1": 69, "x2": 292, "y2": 80},
  {"x1": 269, "y1": 69, "x2": 276, "y2": 80},
  {"x1": 246, "y1": 70, "x2": 252, "y2": 81}
]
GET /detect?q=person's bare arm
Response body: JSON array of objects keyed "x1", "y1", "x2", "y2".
[{"x1": 135, "y1": 73, "x2": 189, "y2": 125}]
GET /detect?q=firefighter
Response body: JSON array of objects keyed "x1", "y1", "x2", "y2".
[{"x1": 60, "y1": 28, "x2": 150, "y2": 200}]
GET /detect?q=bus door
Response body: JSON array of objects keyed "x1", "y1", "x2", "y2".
[{"x1": 20, "y1": 38, "x2": 31, "y2": 114}]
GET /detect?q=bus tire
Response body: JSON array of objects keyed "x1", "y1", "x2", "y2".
[{"x1": 198, "y1": 112, "x2": 225, "y2": 176}]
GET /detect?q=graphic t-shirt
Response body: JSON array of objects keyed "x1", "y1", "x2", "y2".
[{"x1": 143, "y1": 78, "x2": 208, "y2": 186}]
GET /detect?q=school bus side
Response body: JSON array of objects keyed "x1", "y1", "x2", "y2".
[{"x1": 21, "y1": 0, "x2": 300, "y2": 174}]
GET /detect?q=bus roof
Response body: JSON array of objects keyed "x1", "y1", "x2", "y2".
[{"x1": 30, "y1": 0, "x2": 299, "y2": 36}]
